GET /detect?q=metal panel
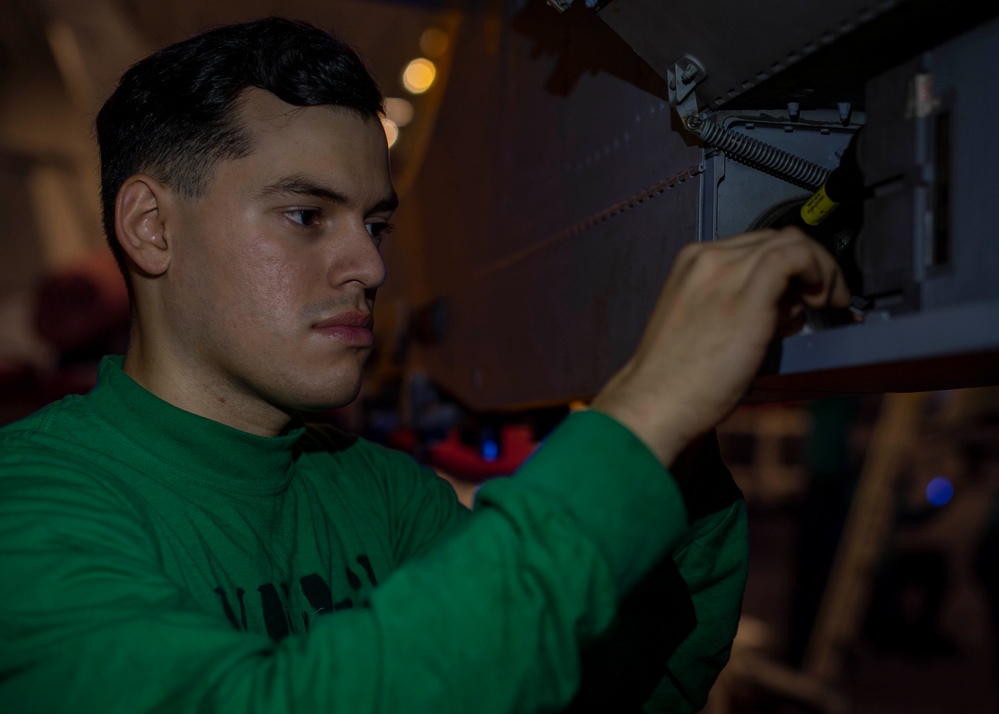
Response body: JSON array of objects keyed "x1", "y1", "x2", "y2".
[
  {"x1": 757, "y1": 16, "x2": 999, "y2": 392},
  {"x1": 595, "y1": 0, "x2": 896, "y2": 110},
  {"x1": 412, "y1": 4, "x2": 700, "y2": 410},
  {"x1": 412, "y1": 2, "x2": 999, "y2": 410}
]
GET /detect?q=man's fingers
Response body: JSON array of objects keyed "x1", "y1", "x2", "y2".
[
  {"x1": 739, "y1": 228, "x2": 850, "y2": 310},
  {"x1": 793, "y1": 244, "x2": 851, "y2": 310},
  {"x1": 594, "y1": 225, "x2": 854, "y2": 466},
  {"x1": 687, "y1": 226, "x2": 850, "y2": 306}
]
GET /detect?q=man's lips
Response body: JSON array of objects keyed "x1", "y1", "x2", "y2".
[{"x1": 312, "y1": 312, "x2": 374, "y2": 346}]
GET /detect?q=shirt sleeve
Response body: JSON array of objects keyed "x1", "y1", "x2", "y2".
[
  {"x1": 642, "y1": 432, "x2": 748, "y2": 714},
  {"x1": 641, "y1": 500, "x2": 748, "y2": 713},
  {"x1": 560, "y1": 430, "x2": 749, "y2": 713},
  {"x1": 0, "y1": 410, "x2": 697, "y2": 714}
]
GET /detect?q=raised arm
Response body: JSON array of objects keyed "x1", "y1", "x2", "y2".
[{"x1": 593, "y1": 226, "x2": 850, "y2": 467}]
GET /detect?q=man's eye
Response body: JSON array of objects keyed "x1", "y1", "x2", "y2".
[
  {"x1": 287, "y1": 209, "x2": 321, "y2": 227},
  {"x1": 366, "y1": 221, "x2": 395, "y2": 241}
]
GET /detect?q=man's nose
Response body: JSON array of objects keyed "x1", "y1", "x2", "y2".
[{"x1": 327, "y1": 225, "x2": 386, "y2": 290}]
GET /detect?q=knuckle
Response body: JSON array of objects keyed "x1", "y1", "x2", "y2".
[
  {"x1": 761, "y1": 248, "x2": 788, "y2": 270},
  {"x1": 688, "y1": 245, "x2": 727, "y2": 276},
  {"x1": 675, "y1": 241, "x2": 702, "y2": 263},
  {"x1": 776, "y1": 225, "x2": 808, "y2": 242}
]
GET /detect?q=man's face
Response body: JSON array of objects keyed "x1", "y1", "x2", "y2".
[{"x1": 160, "y1": 89, "x2": 395, "y2": 425}]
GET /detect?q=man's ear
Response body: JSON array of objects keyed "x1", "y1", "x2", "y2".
[{"x1": 114, "y1": 175, "x2": 174, "y2": 277}]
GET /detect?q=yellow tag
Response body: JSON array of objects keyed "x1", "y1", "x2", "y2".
[{"x1": 800, "y1": 184, "x2": 839, "y2": 226}]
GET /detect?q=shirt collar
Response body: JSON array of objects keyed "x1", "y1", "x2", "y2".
[{"x1": 86, "y1": 356, "x2": 306, "y2": 494}]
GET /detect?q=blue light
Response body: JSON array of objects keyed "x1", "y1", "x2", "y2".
[
  {"x1": 925, "y1": 476, "x2": 954, "y2": 507},
  {"x1": 481, "y1": 438, "x2": 499, "y2": 462}
]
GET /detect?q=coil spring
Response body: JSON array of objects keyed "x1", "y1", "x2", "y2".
[{"x1": 695, "y1": 121, "x2": 830, "y2": 190}]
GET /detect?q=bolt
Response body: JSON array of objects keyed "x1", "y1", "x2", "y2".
[
  {"x1": 838, "y1": 101, "x2": 852, "y2": 125},
  {"x1": 681, "y1": 64, "x2": 699, "y2": 83}
]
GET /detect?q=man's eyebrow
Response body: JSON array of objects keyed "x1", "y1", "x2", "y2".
[
  {"x1": 257, "y1": 176, "x2": 398, "y2": 213},
  {"x1": 371, "y1": 193, "x2": 399, "y2": 213},
  {"x1": 257, "y1": 177, "x2": 349, "y2": 204}
]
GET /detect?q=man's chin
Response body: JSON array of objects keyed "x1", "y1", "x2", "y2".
[
  {"x1": 296, "y1": 401, "x2": 355, "y2": 414},
  {"x1": 268, "y1": 362, "x2": 367, "y2": 414},
  {"x1": 290, "y1": 384, "x2": 364, "y2": 414}
]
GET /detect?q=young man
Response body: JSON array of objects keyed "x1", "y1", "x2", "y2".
[{"x1": 0, "y1": 18, "x2": 849, "y2": 713}]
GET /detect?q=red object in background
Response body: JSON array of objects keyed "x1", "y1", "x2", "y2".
[
  {"x1": 34, "y1": 250, "x2": 130, "y2": 354},
  {"x1": 0, "y1": 251, "x2": 130, "y2": 426},
  {"x1": 427, "y1": 424, "x2": 538, "y2": 483},
  {"x1": 385, "y1": 427, "x2": 419, "y2": 455}
]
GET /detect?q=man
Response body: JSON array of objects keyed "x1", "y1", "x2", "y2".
[{"x1": 0, "y1": 17, "x2": 849, "y2": 713}]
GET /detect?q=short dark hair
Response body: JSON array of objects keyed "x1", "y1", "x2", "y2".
[{"x1": 96, "y1": 17, "x2": 384, "y2": 281}]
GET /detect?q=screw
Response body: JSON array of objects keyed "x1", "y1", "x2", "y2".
[{"x1": 838, "y1": 102, "x2": 852, "y2": 125}]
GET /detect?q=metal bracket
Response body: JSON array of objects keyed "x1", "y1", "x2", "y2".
[
  {"x1": 667, "y1": 54, "x2": 707, "y2": 119},
  {"x1": 545, "y1": 0, "x2": 575, "y2": 12},
  {"x1": 546, "y1": 0, "x2": 604, "y2": 11}
]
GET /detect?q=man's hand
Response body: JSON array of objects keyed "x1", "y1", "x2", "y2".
[{"x1": 590, "y1": 227, "x2": 851, "y2": 467}]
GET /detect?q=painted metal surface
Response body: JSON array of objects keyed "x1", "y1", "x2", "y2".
[
  {"x1": 411, "y1": 4, "x2": 701, "y2": 409},
  {"x1": 413, "y1": 1, "x2": 999, "y2": 409}
]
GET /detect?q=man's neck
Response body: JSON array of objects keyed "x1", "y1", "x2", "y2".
[{"x1": 121, "y1": 345, "x2": 293, "y2": 438}]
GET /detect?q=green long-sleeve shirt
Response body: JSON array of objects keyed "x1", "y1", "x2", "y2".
[{"x1": 0, "y1": 357, "x2": 746, "y2": 712}]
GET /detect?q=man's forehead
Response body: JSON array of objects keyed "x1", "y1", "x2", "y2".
[
  {"x1": 236, "y1": 87, "x2": 306, "y2": 128},
  {"x1": 234, "y1": 86, "x2": 374, "y2": 136},
  {"x1": 222, "y1": 88, "x2": 394, "y2": 206}
]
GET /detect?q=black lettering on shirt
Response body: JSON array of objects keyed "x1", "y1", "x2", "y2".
[
  {"x1": 214, "y1": 552, "x2": 376, "y2": 639},
  {"x1": 258, "y1": 583, "x2": 290, "y2": 640}
]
